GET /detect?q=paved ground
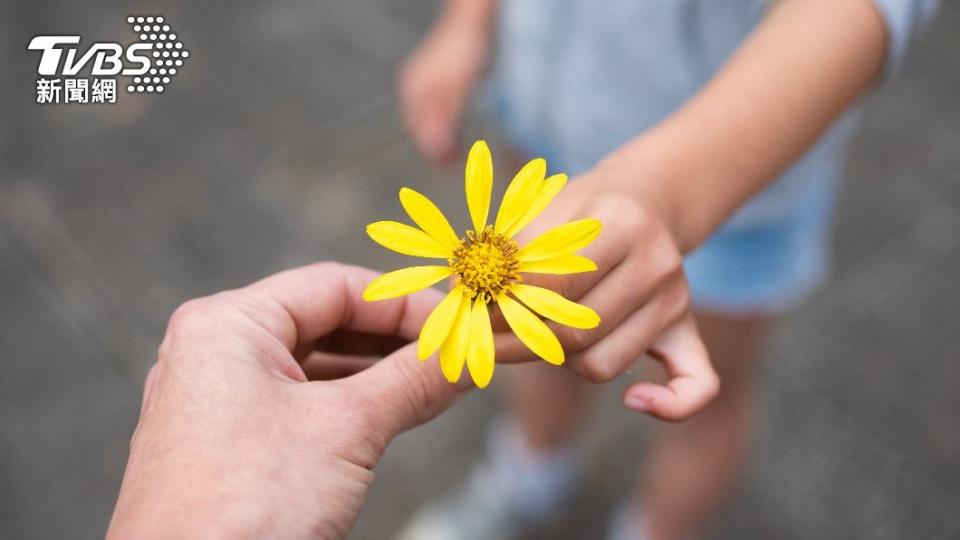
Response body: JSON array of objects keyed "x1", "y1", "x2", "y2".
[{"x1": 2, "y1": 2, "x2": 959, "y2": 539}]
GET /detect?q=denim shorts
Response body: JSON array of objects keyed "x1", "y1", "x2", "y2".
[{"x1": 479, "y1": 0, "x2": 861, "y2": 314}]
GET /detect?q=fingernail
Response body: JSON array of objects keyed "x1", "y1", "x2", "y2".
[{"x1": 624, "y1": 394, "x2": 651, "y2": 412}]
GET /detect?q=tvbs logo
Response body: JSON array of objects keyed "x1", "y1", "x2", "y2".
[
  {"x1": 28, "y1": 15, "x2": 189, "y2": 105},
  {"x1": 28, "y1": 36, "x2": 152, "y2": 76}
]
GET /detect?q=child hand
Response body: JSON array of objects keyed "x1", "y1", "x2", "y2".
[
  {"x1": 500, "y1": 172, "x2": 720, "y2": 421},
  {"x1": 398, "y1": 17, "x2": 490, "y2": 163}
]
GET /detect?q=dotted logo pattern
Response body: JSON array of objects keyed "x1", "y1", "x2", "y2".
[{"x1": 125, "y1": 15, "x2": 189, "y2": 94}]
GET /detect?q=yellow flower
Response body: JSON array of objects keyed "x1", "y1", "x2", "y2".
[{"x1": 363, "y1": 140, "x2": 601, "y2": 388}]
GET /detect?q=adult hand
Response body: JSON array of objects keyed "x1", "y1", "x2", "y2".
[{"x1": 107, "y1": 263, "x2": 470, "y2": 540}]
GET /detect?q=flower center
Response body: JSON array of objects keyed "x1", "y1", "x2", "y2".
[{"x1": 451, "y1": 227, "x2": 521, "y2": 303}]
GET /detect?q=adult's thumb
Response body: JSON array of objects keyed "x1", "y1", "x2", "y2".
[{"x1": 347, "y1": 342, "x2": 473, "y2": 438}]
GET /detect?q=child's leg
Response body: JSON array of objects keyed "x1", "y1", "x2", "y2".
[
  {"x1": 397, "y1": 364, "x2": 589, "y2": 540},
  {"x1": 640, "y1": 310, "x2": 769, "y2": 540},
  {"x1": 503, "y1": 359, "x2": 590, "y2": 451},
  {"x1": 499, "y1": 147, "x2": 592, "y2": 451}
]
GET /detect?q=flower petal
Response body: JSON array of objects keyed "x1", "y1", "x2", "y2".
[
  {"x1": 519, "y1": 254, "x2": 598, "y2": 275},
  {"x1": 494, "y1": 158, "x2": 546, "y2": 235},
  {"x1": 511, "y1": 284, "x2": 601, "y2": 329},
  {"x1": 399, "y1": 187, "x2": 460, "y2": 249},
  {"x1": 367, "y1": 221, "x2": 453, "y2": 258},
  {"x1": 466, "y1": 298, "x2": 495, "y2": 388},
  {"x1": 465, "y1": 140, "x2": 493, "y2": 232},
  {"x1": 418, "y1": 286, "x2": 466, "y2": 360},
  {"x1": 518, "y1": 219, "x2": 603, "y2": 262},
  {"x1": 439, "y1": 293, "x2": 472, "y2": 383},
  {"x1": 504, "y1": 173, "x2": 567, "y2": 238},
  {"x1": 497, "y1": 294, "x2": 565, "y2": 365},
  {"x1": 362, "y1": 266, "x2": 452, "y2": 301}
]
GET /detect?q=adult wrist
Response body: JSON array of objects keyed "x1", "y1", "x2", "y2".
[{"x1": 109, "y1": 449, "x2": 296, "y2": 539}]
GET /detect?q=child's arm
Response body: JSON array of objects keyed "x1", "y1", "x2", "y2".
[
  {"x1": 502, "y1": 0, "x2": 892, "y2": 420},
  {"x1": 398, "y1": 0, "x2": 498, "y2": 162},
  {"x1": 596, "y1": 0, "x2": 888, "y2": 252},
  {"x1": 439, "y1": 0, "x2": 498, "y2": 29}
]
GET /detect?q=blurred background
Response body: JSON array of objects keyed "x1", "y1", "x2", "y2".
[{"x1": 2, "y1": 1, "x2": 959, "y2": 539}]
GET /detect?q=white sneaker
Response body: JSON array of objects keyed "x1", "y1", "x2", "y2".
[{"x1": 396, "y1": 418, "x2": 578, "y2": 540}]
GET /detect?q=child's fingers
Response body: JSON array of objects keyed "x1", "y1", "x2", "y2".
[
  {"x1": 491, "y1": 270, "x2": 663, "y2": 368},
  {"x1": 495, "y1": 211, "x2": 675, "y2": 365},
  {"x1": 544, "y1": 256, "x2": 654, "y2": 358},
  {"x1": 419, "y1": 107, "x2": 456, "y2": 163},
  {"x1": 490, "y1": 252, "x2": 630, "y2": 363},
  {"x1": 563, "y1": 279, "x2": 688, "y2": 382},
  {"x1": 548, "y1": 221, "x2": 685, "y2": 347},
  {"x1": 515, "y1": 204, "x2": 638, "y2": 313},
  {"x1": 492, "y1": 330, "x2": 533, "y2": 363},
  {"x1": 405, "y1": 95, "x2": 455, "y2": 163},
  {"x1": 398, "y1": 63, "x2": 458, "y2": 163},
  {"x1": 400, "y1": 86, "x2": 437, "y2": 160},
  {"x1": 489, "y1": 207, "x2": 631, "y2": 338},
  {"x1": 621, "y1": 314, "x2": 719, "y2": 422}
]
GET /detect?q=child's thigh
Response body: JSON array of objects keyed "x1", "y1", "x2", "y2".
[{"x1": 692, "y1": 310, "x2": 769, "y2": 398}]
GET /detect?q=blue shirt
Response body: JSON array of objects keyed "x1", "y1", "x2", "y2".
[{"x1": 484, "y1": 0, "x2": 939, "y2": 231}]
